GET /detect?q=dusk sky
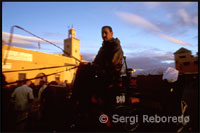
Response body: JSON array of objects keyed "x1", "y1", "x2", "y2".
[{"x1": 2, "y1": 2, "x2": 198, "y2": 71}]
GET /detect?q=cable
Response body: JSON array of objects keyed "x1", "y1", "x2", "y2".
[
  {"x1": 3, "y1": 25, "x2": 81, "y2": 85},
  {"x1": 3, "y1": 25, "x2": 82, "y2": 65},
  {"x1": 3, "y1": 25, "x2": 15, "y2": 65},
  {"x1": 4, "y1": 66, "x2": 78, "y2": 85},
  {"x1": 2, "y1": 63, "x2": 78, "y2": 73}
]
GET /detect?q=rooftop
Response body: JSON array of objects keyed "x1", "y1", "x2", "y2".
[{"x1": 174, "y1": 47, "x2": 191, "y2": 54}]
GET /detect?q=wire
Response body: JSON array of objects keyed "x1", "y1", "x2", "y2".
[
  {"x1": 2, "y1": 63, "x2": 78, "y2": 73},
  {"x1": 4, "y1": 66, "x2": 78, "y2": 85},
  {"x1": 3, "y1": 25, "x2": 82, "y2": 85},
  {"x1": 3, "y1": 25, "x2": 15, "y2": 65},
  {"x1": 3, "y1": 25, "x2": 82, "y2": 65}
]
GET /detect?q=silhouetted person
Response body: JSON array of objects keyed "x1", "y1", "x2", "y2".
[
  {"x1": 38, "y1": 80, "x2": 47, "y2": 102},
  {"x1": 39, "y1": 80, "x2": 68, "y2": 131},
  {"x1": 2, "y1": 74, "x2": 16, "y2": 131},
  {"x1": 93, "y1": 26, "x2": 123, "y2": 83},
  {"x1": 2, "y1": 73, "x2": 7, "y2": 87},
  {"x1": 48, "y1": 81, "x2": 58, "y2": 86},
  {"x1": 11, "y1": 80, "x2": 34, "y2": 131},
  {"x1": 71, "y1": 26, "x2": 123, "y2": 130}
]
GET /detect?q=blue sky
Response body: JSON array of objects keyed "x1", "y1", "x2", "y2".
[{"x1": 2, "y1": 2, "x2": 198, "y2": 71}]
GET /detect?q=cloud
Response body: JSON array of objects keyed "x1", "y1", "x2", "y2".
[
  {"x1": 159, "y1": 33, "x2": 192, "y2": 46},
  {"x1": 143, "y1": 2, "x2": 162, "y2": 8},
  {"x1": 2, "y1": 32, "x2": 63, "y2": 50},
  {"x1": 2, "y1": 32, "x2": 39, "y2": 49},
  {"x1": 178, "y1": 9, "x2": 195, "y2": 25},
  {"x1": 165, "y1": 5, "x2": 198, "y2": 28},
  {"x1": 126, "y1": 52, "x2": 175, "y2": 70},
  {"x1": 152, "y1": 53, "x2": 174, "y2": 60},
  {"x1": 81, "y1": 52, "x2": 96, "y2": 62},
  {"x1": 144, "y1": 2, "x2": 194, "y2": 9},
  {"x1": 43, "y1": 32, "x2": 66, "y2": 38},
  {"x1": 126, "y1": 56, "x2": 174, "y2": 70},
  {"x1": 178, "y1": 2, "x2": 194, "y2": 6},
  {"x1": 128, "y1": 50, "x2": 174, "y2": 59},
  {"x1": 141, "y1": 2, "x2": 197, "y2": 35},
  {"x1": 115, "y1": 11, "x2": 192, "y2": 46},
  {"x1": 193, "y1": 16, "x2": 198, "y2": 25},
  {"x1": 81, "y1": 49, "x2": 175, "y2": 71},
  {"x1": 115, "y1": 11, "x2": 161, "y2": 32}
]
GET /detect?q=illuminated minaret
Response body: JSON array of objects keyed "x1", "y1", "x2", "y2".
[{"x1": 64, "y1": 27, "x2": 80, "y2": 60}]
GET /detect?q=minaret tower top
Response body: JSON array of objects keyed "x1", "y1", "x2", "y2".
[{"x1": 68, "y1": 28, "x2": 76, "y2": 38}]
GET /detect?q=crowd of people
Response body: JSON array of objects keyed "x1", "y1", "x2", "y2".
[
  {"x1": 2, "y1": 75, "x2": 72, "y2": 132},
  {"x1": 2, "y1": 25, "x2": 124, "y2": 132}
]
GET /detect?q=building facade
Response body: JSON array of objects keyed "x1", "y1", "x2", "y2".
[
  {"x1": 174, "y1": 47, "x2": 198, "y2": 74},
  {"x1": 64, "y1": 28, "x2": 80, "y2": 62},
  {"x1": 2, "y1": 28, "x2": 81, "y2": 86}
]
